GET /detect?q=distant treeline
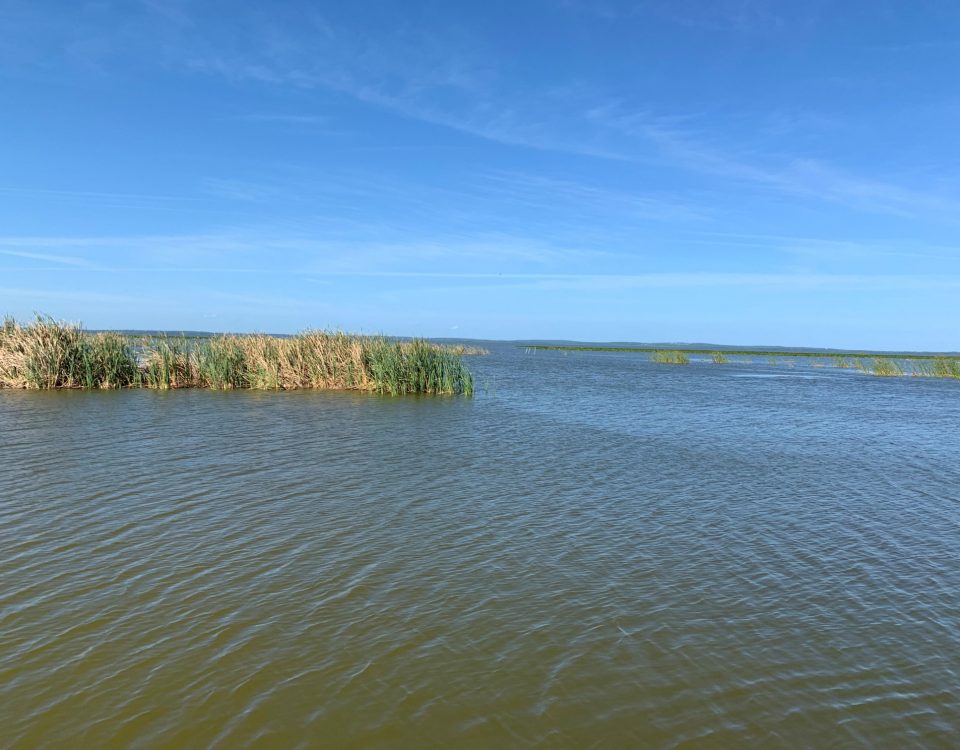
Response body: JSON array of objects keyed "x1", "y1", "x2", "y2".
[{"x1": 0, "y1": 317, "x2": 474, "y2": 395}]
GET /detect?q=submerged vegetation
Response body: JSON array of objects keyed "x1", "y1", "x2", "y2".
[{"x1": 0, "y1": 317, "x2": 473, "y2": 395}]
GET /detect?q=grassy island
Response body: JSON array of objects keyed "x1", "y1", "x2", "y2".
[
  {"x1": 650, "y1": 350, "x2": 689, "y2": 365},
  {"x1": 0, "y1": 317, "x2": 474, "y2": 395}
]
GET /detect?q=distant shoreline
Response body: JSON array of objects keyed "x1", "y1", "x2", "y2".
[{"x1": 524, "y1": 344, "x2": 954, "y2": 360}]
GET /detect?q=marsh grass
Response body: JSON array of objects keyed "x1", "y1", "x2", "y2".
[
  {"x1": 911, "y1": 357, "x2": 960, "y2": 379},
  {"x1": 441, "y1": 344, "x2": 490, "y2": 356},
  {"x1": 367, "y1": 339, "x2": 474, "y2": 395},
  {"x1": 0, "y1": 317, "x2": 139, "y2": 389},
  {"x1": 140, "y1": 336, "x2": 197, "y2": 389},
  {"x1": 650, "y1": 350, "x2": 690, "y2": 365},
  {"x1": 0, "y1": 317, "x2": 473, "y2": 395},
  {"x1": 530, "y1": 344, "x2": 960, "y2": 381},
  {"x1": 869, "y1": 358, "x2": 904, "y2": 377},
  {"x1": 932, "y1": 358, "x2": 960, "y2": 379},
  {"x1": 711, "y1": 351, "x2": 729, "y2": 364}
]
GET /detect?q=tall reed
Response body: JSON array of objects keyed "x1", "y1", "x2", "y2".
[
  {"x1": 0, "y1": 316, "x2": 138, "y2": 389},
  {"x1": 139, "y1": 336, "x2": 197, "y2": 389},
  {"x1": 0, "y1": 318, "x2": 473, "y2": 395},
  {"x1": 367, "y1": 339, "x2": 473, "y2": 395},
  {"x1": 931, "y1": 357, "x2": 960, "y2": 379},
  {"x1": 869, "y1": 358, "x2": 904, "y2": 377},
  {"x1": 711, "y1": 351, "x2": 729, "y2": 364},
  {"x1": 910, "y1": 357, "x2": 960, "y2": 379}
]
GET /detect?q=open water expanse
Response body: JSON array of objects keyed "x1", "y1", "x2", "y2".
[{"x1": 1, "y1": 344, "x2": 959, "y2": 748}]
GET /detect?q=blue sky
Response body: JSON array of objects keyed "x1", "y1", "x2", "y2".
[{"x1": 2, "y1": 1, "x2": 960, "y2": 349}]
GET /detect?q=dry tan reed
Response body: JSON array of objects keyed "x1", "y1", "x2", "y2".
[{"x1": 1, "y1": 317, "x2": 473, "y2": 395}]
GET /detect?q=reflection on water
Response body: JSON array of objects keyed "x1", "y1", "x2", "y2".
[{"x1": 2, "y1": 345, "x2": 959, "y2": 748}]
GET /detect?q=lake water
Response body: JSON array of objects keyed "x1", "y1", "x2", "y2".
[{"x1": 2, "y1": 345, "x2": 959, "y2": 748}]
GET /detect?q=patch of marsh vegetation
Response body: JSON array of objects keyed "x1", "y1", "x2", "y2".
[
  {"x1": 650, "y1": 350, "x2": 690, "y2": 365},
  {"x1": 913, "y1": 357, "x2": 960, "y2": 379},
  {"x1": 442, "y1": 344, "x2": 490, "y2": 356},
  {"x1": 527, "y1": 343, "x2": 959, "y2": 380},
  {"x1": 0, "y1": 317, "x2": 473, "y2": 395},
  {"x1": 869, "y1": 358, "x2": 904, "y2": 377}
]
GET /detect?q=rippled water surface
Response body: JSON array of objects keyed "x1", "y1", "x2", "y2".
[{"x1": 2, "y1": 345, "x2": 959, "y2": 748}]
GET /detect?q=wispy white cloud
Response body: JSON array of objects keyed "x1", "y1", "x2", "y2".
[
  {"x1": 0, "y1": 230, "x2": 600, "y2": 273},
  {"x1": 6, "y1": 227, "x2": 960, "y2": 283},
  {"x1": 161, "y1": 9, "x2": 632, "y2": 161},
  {"x1": 681, "y1": 231, "x2": 960, "y2": 265},
  {"x1": 136, "y1": 0, "x2": 194, "y2": 28},
  {"x1": 0, "y1": 185, "x2": 196, "y2": 203},
  {"x1": 230, "y1": 113, "x2": 330, "y2": 125},
  {"x1": 0, "y1": 185, "x2": 228, "y2": 217},
  {"x1": 586, "y1": 106, "x2": 960, "y2": 219},
  {"x1": 162, "y1": 12, "x2": 960, "y2": 222},
  {"x1": 0, "y1": 249, "x2": 98, "y2": 267},
  {"x1": 199, "y1": 178, "x2": 284, "y2": 203},
  {"x1": 16, "y1": 1, "x2": 951, "y2": 226},
  {"x1": 0, "y1": 286, "x2": 334, "y2": 319},
  {"x1": 8, "y1": 2, "x2": 960, "y2": 236},
  {"x1": 558, "y1": 0, "x2": 816, "y2": 32},
  {"x1": 9, "y1": 234, "x2": 959, "y2": 292},
  {"x1": 511, "y1": 272, "x2": 960, "y2": 292},
  {"x1": 0, "y1": 287, "x2": 143, "y2": 305},
  {"x1": 473, "y1": 169, "x2": 708, "y2": 222}
]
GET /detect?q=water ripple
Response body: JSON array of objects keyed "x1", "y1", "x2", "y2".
[{"x1": 2, "y1": 352, "x2": 959, "y2": 747}]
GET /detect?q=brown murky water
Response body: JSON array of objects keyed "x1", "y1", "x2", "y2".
[{"x1": 2, "y1": 346, "x2": 959, "y2": 748}]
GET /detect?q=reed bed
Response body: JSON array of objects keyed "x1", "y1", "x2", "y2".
[
  {"x1": 913, "y1": 357, "x2": 960, "y2": 379},
  {"x1": 650, "y1": 350, "x2": 690, "y2": 365},
  {"x1": 0, "y1": 317, "x2": 473, "y2": 395},
  {"x1": 711, "y1": 351, "x2": 729, "y2": 364},
  {"x1": 869, "y1": 358, "x2": 905, "y2": 377},
  {"x1": 440, "y1": 344, "x2": 490, "y2": 356}
]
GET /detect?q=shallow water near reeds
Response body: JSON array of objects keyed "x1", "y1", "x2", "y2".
[{"x1": 2, "y1": 345, "x2": 959, "y2": 748}]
